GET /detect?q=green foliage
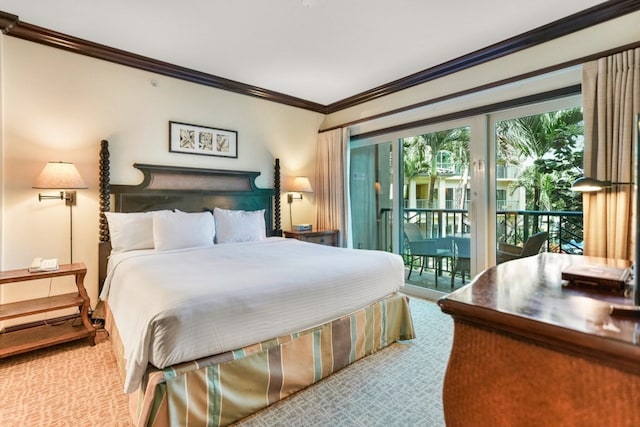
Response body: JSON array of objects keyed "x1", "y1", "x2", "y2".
[
  {"x1": 499, "y1": 107, "x2": 584, "y2": 213},
  {"x1": 403, "y1": 127, "x2": 470, "y2": 206},
  {"x1": 402, "y1": 107, "x2": 583, "y2": 214},
  {"x1": 403, "y1": 137, "x2": 430, "y2": 181}
]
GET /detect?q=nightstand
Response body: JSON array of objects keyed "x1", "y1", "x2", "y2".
[
  {"x1": 0, "y1": 262, "x2": 96, "y2": 358},
  {"x1": 283, "y1": 229, "x2": 339, "y2": 247}
]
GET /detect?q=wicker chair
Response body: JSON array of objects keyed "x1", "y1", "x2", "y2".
[{"x1": 497, "y1": 231, "x2": 548, "y2": 264}]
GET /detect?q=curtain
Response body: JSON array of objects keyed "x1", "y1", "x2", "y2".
[
  {"x1": 582, "y1": 48, "x2": 640, "y2": 259},
  {"x1": 315, "y1": 128, "x2": 350, "y2": 247}
]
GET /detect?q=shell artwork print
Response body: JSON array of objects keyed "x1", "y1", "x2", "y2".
[
  {"x1": 199, "y1": 131, "x2": 213, "y2": 151},
  {"x1": 216, "y1": 134, "x2": 229, "y2": 152},
  {"x1": 180, "y1": 129, "x2": 195, "y2": 149}
]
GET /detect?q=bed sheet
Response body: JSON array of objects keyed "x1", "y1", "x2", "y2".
[{"x1": 100, "y1": 237, "x2": 405, "y2": 393}]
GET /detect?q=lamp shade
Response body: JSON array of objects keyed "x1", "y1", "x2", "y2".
[
  {"x1": 33, "y1": 162, "x2": 87, "y2": 189},
  {"x1": 570, "y1": 176, "x2": 634, "y2": 192},
  {"x1": 570, "y1": 176, "x2": 613, "y2": 192},
  {"x1": 287, "y1": 176, "x2": 313, "y2": 193}
]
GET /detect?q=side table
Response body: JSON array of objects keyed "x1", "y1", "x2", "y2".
[{"x1": 0, "y1": 262, "x2": 96, "y2": 358}]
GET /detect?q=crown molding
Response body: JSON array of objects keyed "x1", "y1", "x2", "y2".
[
  {"x1": 350, "y1": 85, "x2": 583, "y2": 141},
  {"x1": 1, "y1": 1, "x2": 638, "y2": 115},
  {"x1": 0, "y1": 11, "x2": 326, "y2": 114},
  {"x1": 0, "y1": 11, "x2": 17, "y2": 33},
  {"x1": 324, "y1": 0, "x2": 640, "y2": 114}
]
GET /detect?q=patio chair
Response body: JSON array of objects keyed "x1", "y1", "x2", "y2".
[
  {"x1": 497, "y1": 231, "x2": 548, "y2": 264},
  {"x1": 450, "y1": 236, "x2": 471, "y2": 287},
  {"x1": 404, "y1": 223, "x2": 454, "y2": 287}
]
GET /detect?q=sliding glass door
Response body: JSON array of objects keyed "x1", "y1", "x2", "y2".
[
  {"x1": 349, "y1": 93, "x2": 583, "y2": 298},
  {"x1": 350, "y1": 141, "x2": 394, "y2": 251},
  {"x1": 350, "y1": 119, "x2": 476, "y2": 297},
  {"x1": 400, "y1": 124, "x2": 472, "y2": 292},
  {"x1": 490, "y1": 96, "x2": 584, "y2": 265}
]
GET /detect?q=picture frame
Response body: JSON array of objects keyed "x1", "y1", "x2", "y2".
[{"x1": 169, "y1": 121, "x2": 238, "y2": 158}]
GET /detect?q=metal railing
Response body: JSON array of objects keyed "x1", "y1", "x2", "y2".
[
  {"x1": 403, "y1": 208, "x2": 470, "y2": 238},
  {"x1": 379, "y1": 208, "x2": 584, "y2": 256},
  {"x1": 496, "y1": 209, "x2": 584, "y2": 254}
]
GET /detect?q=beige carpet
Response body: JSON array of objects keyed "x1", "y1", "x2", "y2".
[
  {"x1": 0, "y1": 297, "x2": 452, "y2": 426},
  {"x1": 0, "y1": 328, "x2": 130, "y2": 426}
]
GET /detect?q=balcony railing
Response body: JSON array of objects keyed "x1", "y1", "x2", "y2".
[
  {"x1": 497, "y1": 209, "x2": 584, "y2": 255},
  {"x1": 379, "y1": 208, "x2": 584, "y2": 256},
  {"x1": 410, "y1": 199, "x2": 471, "y2": 210}
]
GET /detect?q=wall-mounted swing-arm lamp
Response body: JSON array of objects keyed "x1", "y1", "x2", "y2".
[
  {"x1": 286, "y1": 176, "x2": 313, "y2": 229},
  {"x1": 570, "y1": 176, "x2": 631, "y2": 192},
  {"x1": 33, "y1": 161, "x2": 88, "y2": 263}
]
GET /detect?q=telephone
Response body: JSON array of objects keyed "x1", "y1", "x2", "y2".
[{"x1": 29, "y1": 257, "x2": 59, "y2": 272}]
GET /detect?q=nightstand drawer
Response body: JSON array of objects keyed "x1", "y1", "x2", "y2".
[
  {"x1": 304, "y1": 233, "x2": 337, "y2": 246},
  {"x1": 283, "y1": 230, "x2": 339, "y2": 247}
]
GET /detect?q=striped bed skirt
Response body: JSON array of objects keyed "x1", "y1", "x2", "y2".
[{"x1": 106, "y1": 292, "x2": 415, "y2": 427}]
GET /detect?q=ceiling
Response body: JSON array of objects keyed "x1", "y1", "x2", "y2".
[{"x1": 0, "y1": 0, "x2": 607, "y2": 106}]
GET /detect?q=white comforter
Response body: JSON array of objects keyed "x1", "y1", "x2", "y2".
[{"x1": 100, "y1": 237, "x2": 404, "y2": 393}]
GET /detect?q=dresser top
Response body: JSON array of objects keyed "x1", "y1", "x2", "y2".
[{"x1": 438, "y1": 253, "x2": 640, "y2": 373}]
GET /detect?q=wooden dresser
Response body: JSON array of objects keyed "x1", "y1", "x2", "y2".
[{"x1": 438, "y1": 253, "x2": 640, "y2": 427}]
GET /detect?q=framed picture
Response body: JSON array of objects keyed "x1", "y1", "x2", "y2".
[{"x1": 169, "y1": 121, "x2": 238, "y2": 158}]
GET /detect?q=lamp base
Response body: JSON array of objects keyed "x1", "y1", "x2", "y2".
[{"x1": 64, "y1": 190, "x2": 77, "y2": 206}]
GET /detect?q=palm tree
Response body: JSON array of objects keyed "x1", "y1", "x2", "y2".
[
  {"x1": 497, "y1": 108, "x2": 583, "y2": 213},
  {"x1": 421, "y1": 130, "x2": 463, "y2": 207},
  {"x1": 402, "y1": 128, "x2": 470, "y2": 241},
  {"x1": 447, "y1": 128, "x2": 471, "y2": 209},
  {"x1": 403, "y1": 128, "x2": 470, "y2": 208},
  {"x1": 403, "y1": 137, "x2": 430, "y2": 184}
]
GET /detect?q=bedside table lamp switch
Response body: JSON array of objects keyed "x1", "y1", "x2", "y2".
[{"x1": 33, "y1": 161, "x2": 88, "y2": 263}]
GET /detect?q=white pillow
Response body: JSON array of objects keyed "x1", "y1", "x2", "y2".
[
  {"x1": 105, "y1": 211, "x2": 158, "y2": 253},
  {"x1": 213, "y1": 208, "x2": 266, "y2": 243},
  {"x1": 153, "y1": 210, "x2": 215, "y2": 251}
]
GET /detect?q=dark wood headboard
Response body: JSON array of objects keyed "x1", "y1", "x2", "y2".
[{"x1": 97, "y1": 140, "x2": 281, "y2": 293}]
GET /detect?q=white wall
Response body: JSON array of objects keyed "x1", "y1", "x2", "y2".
[
  {"x1": 323, "y1": 11, "x2": 640, "y2": 133},
  {"x1": 0, "y1": 37, "x2": 323, "y2": 312}
]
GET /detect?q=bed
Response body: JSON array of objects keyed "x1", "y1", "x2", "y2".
[{"x1": 97, "y1": 141, "x2": 415, "y2": 426}]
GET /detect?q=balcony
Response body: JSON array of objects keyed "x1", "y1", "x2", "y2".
[
  {"x1": 496, "y1": 164, "x2": 521, "y2": 180},
  {"x1": 380, "y1": 208, "x2": 584, "y2": 292}
]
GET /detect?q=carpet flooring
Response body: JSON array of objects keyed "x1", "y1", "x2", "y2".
[
  {"x1": 0, "y1": 297, "x2": 452, "y2": 426},
  {"x1": 0, "y1": 328, "x2": 130, "y2": 426}
]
